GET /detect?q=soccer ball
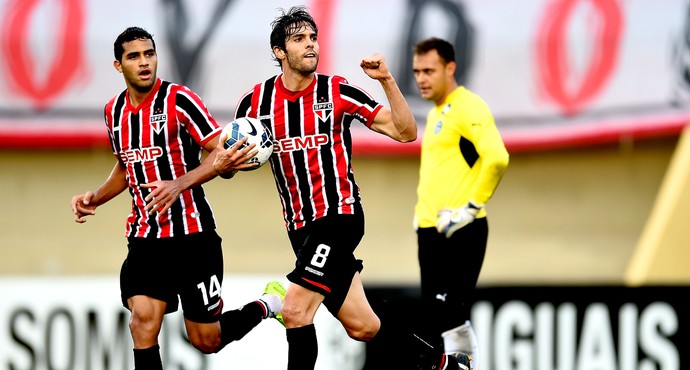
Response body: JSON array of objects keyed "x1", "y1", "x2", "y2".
[{"x1": 222, "y1": 117, "x2": 273, "y2": 170}]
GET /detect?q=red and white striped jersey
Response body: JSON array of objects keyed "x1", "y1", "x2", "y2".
[
  {"x1": 104, "y1": 78, "x2": 221, "y2": 238},
  {"x1": 234, "y1": 74, "x2": 383, "y2": 230}
]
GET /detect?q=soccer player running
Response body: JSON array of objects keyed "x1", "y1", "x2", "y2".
[
  {"x1": 70, "y1": 27, "x2": 285, "y2": 370},
  {"x1": 412, "y1": 37, "x2": 510, "y2": 370},
  {"x1": 213, "y1": 7, "x2": 471, "y2": 370}
]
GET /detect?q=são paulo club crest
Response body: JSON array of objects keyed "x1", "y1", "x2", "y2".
[{"x1": 313, "y1": 102, "x2": 333, "y2": 122}]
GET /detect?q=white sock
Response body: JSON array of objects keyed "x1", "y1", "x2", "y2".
[
  {"x1": 259, "y1": 294, "x2": 283, "y2": 318},
  {"x1": 442, "y1": 320, "x2": 478, "y2": 369}
]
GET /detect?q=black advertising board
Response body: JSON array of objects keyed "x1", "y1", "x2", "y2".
[{"x1": 364, "y1": 285, "x2": 689, "y2": 370}]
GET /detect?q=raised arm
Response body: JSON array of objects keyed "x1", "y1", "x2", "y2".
[{"x1": 360, "y1": 53, "x2": 417, "y2": 142}]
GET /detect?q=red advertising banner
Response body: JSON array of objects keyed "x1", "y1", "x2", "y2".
[{"x1": 0, "y1": 0, "x2": 688, "y2": 153}]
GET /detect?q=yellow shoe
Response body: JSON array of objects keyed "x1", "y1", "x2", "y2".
[{"x1": 263, "y1": 280, "x2": 286, "y2": 327}]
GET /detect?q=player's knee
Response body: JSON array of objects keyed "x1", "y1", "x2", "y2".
[
  {"x1": 345, "y1": 325, "x2": 378, "y2": 342},
  {"x1": 344, "y1": 319, "x2": 379, "y2": 342},
  {"x1": 281, "y1": 304, "x2": 311, "y2": 328},
  {"x1": 129, "y1": 311, "x2": 160, "y2": 338},
  {"x1": 186, "y1": 328, "x2": 222, "y2": 354},
  {"x1": 189, "y1": 336, "x2": 221, "y2": 354}
]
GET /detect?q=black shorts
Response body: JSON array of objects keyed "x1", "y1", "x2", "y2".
[
  {"x1": 287, "y1": 205, "x2": 365, "y2": 316},
  {"x1": 417, "y1": 217, "x2": 488, "y2": 330},
  {"x1": 120, "y1": 230, "x2": 224, "y2": 323}
]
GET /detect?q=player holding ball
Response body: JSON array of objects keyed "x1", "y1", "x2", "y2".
[
  {"x1": 70, "y1": 26, "x2": 285, "y2": 370},
  {"x1": 213, "y1": 6, "x2": 472, "y2": 370}
]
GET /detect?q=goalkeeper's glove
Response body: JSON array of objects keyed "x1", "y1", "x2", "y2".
[{"x1": 436, "y1": 202, "x2": 483, "y2": 238}]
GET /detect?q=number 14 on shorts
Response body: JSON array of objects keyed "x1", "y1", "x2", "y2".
[{"x1": 197, "y1": 275, "x2": 222, "y2": 306}]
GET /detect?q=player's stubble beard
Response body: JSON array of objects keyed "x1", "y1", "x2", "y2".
[{"x1": 286, "y1": 50, "x2": 318, "y2": 76}]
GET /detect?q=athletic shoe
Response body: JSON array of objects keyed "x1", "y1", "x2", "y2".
[
  {"x1": 417, "y1": 352, "x2": 472, "y2": 370},
  {"x1": 263, "y1": 280, "x2": 286, "y2": 327},
  {"x1": 450, "y1": 352, "x2": 473, "y2": 370}
]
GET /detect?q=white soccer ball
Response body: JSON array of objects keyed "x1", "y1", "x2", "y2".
[{"x1": 222, "y1": 117, "x2": 273, "y2": 170}]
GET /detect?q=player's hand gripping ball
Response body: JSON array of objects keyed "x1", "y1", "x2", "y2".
[{"x1": 222, "y1": 117, "x2": 273, "y2": 170}]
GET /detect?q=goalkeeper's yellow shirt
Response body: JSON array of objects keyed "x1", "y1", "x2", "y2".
[{"x1": 414, "y1": 86, "x2": 509, "y2": 228}]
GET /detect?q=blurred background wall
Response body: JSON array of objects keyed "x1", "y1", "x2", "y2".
[{"x1": 0, "y1": 136, "x2": 684, "y2": 285}]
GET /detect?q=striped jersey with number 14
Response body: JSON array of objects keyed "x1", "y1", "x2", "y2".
[{"x1": 104, "y1": 78, "x2": 221, "y2": 238}]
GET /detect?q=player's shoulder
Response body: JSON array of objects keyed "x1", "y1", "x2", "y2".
[
  {"x1": 454, "y1": 86, "x2": 483, "y2": 101},
  {"x1": 453, "y1": 86, "x2": 490, "y2": 110},
  {"x1": 267, "y1": 74, "x2": 281, "y2": 84},
  {"x1": 245, "y1": 74, "x2": 281, "y2": 94},
  {"x1": 105, "y1": 92, "x2": 121, "y2": 106},
  {"x1": 168, "y1": 81, "x2": 210, "y2": 105},
  {"x1": 104, "y1": 88, "x2": 127, "y2": 111},
  {"x1": 167, "y1": 80, "x2": 194, "y2": 94},
  {"x1": 328, "y1": 73, "x2": 348, "y2": 85}
]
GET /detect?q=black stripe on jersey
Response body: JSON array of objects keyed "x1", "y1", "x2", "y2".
[
  {"x1": 148, "y1": 84, "x2": 181, "y2": 235},
  {"x1": 110, "y1": 93, "x2": 127, "y2": 154},
  {"x1": 130, "y1": 111, "x2": 142, "y2": 150},
  {"x1": 130, "y1": 111, "x2": 158, "y2": 237},
  {"x1": 340, "y1": 113, "x2": 359, "y2": 204},
  {"x1": 315, "y1": 76, "x2": 338, "y2": 211},
  {"x1": 127, "y1": 190, "x2": 146, "y2": 239},
  {"x1": 113, "y1": 91, "x2": 126, "y2": 130},
  {"x1": 153, "y1": 81, "x2": 170, "y2": 115},
  {"x1": 460, "y1": 136, "x2": 478, "y2": 168},
  {"x1": 191, "y1": 185, "x2": 214, "y2": 231},
  {"x1": 174, "y1": 128, "x2": 199, "y2": 236},
  {"x1": 177, "y1": 85, "x2": 215, "y2": 233},
  {"x1": 180, "y1": 129, "x2": 202, "y2": 171},
  {"x1": 342, "y1": 114, "x2": 357, "y2": 162},
  {"x1": 286, "y1": 98, "x2": 313, "y2": 222},
  {"x1": 332, "y1": 78, "x2": 361, "y2": 205},
  {"x1": 169, "y1": 198, "x2": 185, "y2": 236},
  {"x1": 260, "y1": 77, "x2": 296, "y2": 224},
  {"x1": 104, "y1": 109, "x2": 117, "y2": 155},
  {"x1": 259, "y1": 77, "x2": 276, "y2": 121},
  {"x1": 177, "y1": 92, "x2": 214, "y2": 138},
  {"x1": 340, "y1": 84, "x2": 378, "y2": 110},
  {"x1": 153, "y1": 83, "x2": 173, "y2": 181},
  {"x1": 236, "y1": 78, "x2": 261, "y2": 119}
]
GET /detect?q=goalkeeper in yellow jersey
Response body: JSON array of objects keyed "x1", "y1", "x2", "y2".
[{"x1": 412, "y1": 37, "x2": 509, "y2": 370}]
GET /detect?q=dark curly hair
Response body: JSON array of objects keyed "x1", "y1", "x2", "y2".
[
  {"x1": 114, "y1": 27, "x2": 156, "y2": 62},
  {"x1": 269, "y1": 6, "x2": 318, "y2": 68}
]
